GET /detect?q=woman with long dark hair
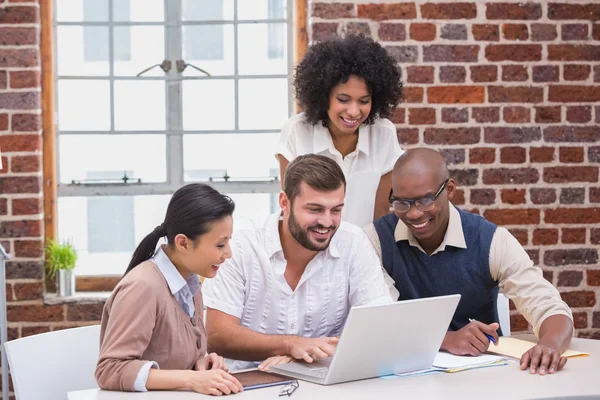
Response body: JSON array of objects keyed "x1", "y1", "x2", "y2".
[{"x1": 95, "y1": 183, "x2": 243, "y2": 395}]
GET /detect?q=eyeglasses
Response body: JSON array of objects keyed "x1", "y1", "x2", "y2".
[
  {"x1": 279, "y1": 380, "x2": 299, "y2": 397},
  {"x1": 389, "y1": 179, "x2": 449, "y2": 214}
]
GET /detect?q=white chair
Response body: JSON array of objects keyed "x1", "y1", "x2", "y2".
[
  {"x1": 4, "y1": 325, "x2": 100, "y2": 400},
  {"x1": 497, "y1": 292, "x2": 511, "y2": 336}
]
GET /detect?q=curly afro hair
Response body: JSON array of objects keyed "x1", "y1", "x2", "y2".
[{"x1": 294, "y1": 34, "x2": 403, "y2": 126}]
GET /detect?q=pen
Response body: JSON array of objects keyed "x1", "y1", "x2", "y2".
[{"x1": 468, "y1": 318, "x2": 497, "y2": 344}]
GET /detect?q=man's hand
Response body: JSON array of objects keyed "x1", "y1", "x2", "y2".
[
  {"x1": 441, "y1": 321, "x2": 499, "y2": 356},
  {"x1": 520, "y1": 343, "x2": 567, "y2": 375},
  {"x1": 195, "y1": 352, "x2": 229, "y2": 372},
  {"x1": 286, "y1": 336, "x2": 339, "y2": 363},
  {"x1": 258, "y1": 355, "x2": 294, "y2": 372}
]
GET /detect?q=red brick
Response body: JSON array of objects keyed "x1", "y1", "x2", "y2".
[
  {"x1": 544, "y1": 126, "x2": 600, "y2": 143},
  {"x1": 451, "y1": 189, "x2": 465, "y2": 206},
  {"x1": 471, "y1": 65, "x2": 498, "y2": 82},
  {"x1": 409, "y1": 23, "x2": 436, "y2": 41},
  {"x1": 402, "y1": 87, "x2": 423, "y2": 103},
  {"x1": 500, "y1": 146, "x2": 526, "y2": 163},
  {"x1": 548, "y1": 45, "x2": 600, "y2": 61},
  {"x1": 0, "y1": 27, "x2": 38, "y2": 46},
  {"x1": 559, "y1": 146, "x2": 584, "y2": 163},
  {"x1": 502, "y1": 65, "x2": 528, "y2": 82},
  {"x1": 386, "y1": 46, "x2": 418, "y2": 63},
  {"x1": 0, "y1": 91, "x2": 40, "y2": 109},
  {"x1": 344, "y1": 22, "x2": 370, "y2": 36},
  {"x1": 533, "y1": 229, "x2": 559, "y2": 245},
  {"x1": 562, "y1": 228, "x2": 586, "y2": 244},
  {"x1": 531, "y1": 24, "x2": 557, "y2": 41},
  {"x1": 424, "y1": 127, "x2": 480, "y2": 145},
  {"x1": 566, "y1": 106, "x2": 591, "y2": 124},
  {"x1": 5, "y1": 260, "x2": 43, "y2": 279},
  {"x1": 357, "y1": 3, "x2": 417, "y2": 20},
  {"x1": 408, "y1": 108, "x2": 436, "y2": 125},
  {"x1": 22, "y1": 326, "x2": 51, "y2": 338},
  {"x1": 530, "y1": 188, "x2": 556, "y2": 204},
  {"x1": 501, "y1": 188, "x2": 526, "y2": 204},
  {"x1": 421, "y1": 3, "x2": 476, "y2": 19},
  {"x1": 488, "y1": 86, "x2": 543, "y2": 103},
  {"x1": 378, "y1": 23, "x2": 406, "y2": 41},
  {"x1": 564, "y1": 64, "x2": 591, "y2": 81},
  {"x1": 13, "y1": 282, "x2": 43, "y2": 301},
  {"x1": 469, "y1": 148, "x2": 496, "y2": 164},
  {"x1": 0, "y1": 220, "x2": 42, "y2": 238},
  {"x1": 511, "y1": 314, "x2": 530, "y2": 332},
  {"x1": 546, "y1": 249, "x2": 598, "y2": 266},
  {"x1": 484, "y1": 209, "x2": 540, "y2": 225},
  {"x1": 550, "y1": 85, "x2": 600, "y2": 102},
  {"x1": 439, "y1": 66, "x2": 466, "y2": 83},
  {"x1": 472, "y1": 107, "x2": 499, "y2": 123},
  {"x1": 8, "y1": 304, "x2": 64, "y2": 322},
  {"x1": 532, "y1": 65, "x2": 559, "y2": 82},
  {"x1": 9, "y1": 70, "x2": 40, "y2": 89},
  {"x1": 485, "y1": 44, "x2": 542, "y2": 62},
  {"x1": 548, "y1": 4, "x2": 600, "y2": 20},
  {"x1": 11, "y1": 154, "x2": 40, "y2": 173},
  {"x1": 591, "y1": 146, "x2": 600, "y2": 162},
  {"x1": 593, "y1": 229, "x2": 600, "y2": 244},
  {"x1": 396, "y1": 128, "x2": 419, "y2": 145},
  {"x1": 14, "y1": 239, "x2": 43, "y2": 257},
  {"x1": 470, "y1": 189, "x2": 496, "y2": 205},
  {"x1": 482, "y1": 168, "x2": 539, "y2": 184},
  {"x1": 449, "y1": 169, "x2": 478, "y2": 186},
  {"x1": 473, "y1": 24, "x2": 499, "y2": 41},
  {"x1": 594, "y1": 312, "x2": 600, "y2": 329},
  {"x1": 486, "y1": 3, "x2": 542, "y2": 20},
  {"x1": 0, "y1": 6, "x2": 39, "y2": 23},
  {"x1": 577, "y1": 331, "x2": 600, "y2": 340},
  {"x1": 312, "y1": 23, "x2": 338, "y2": 41},
  {"x1": 0, "y1": 48, "x2": 38, "y2": 68},
  {"x1": 588, "y1": 269, "x2": 600, "y2": 286},
  {"x1": 0, "y1": 113, "x2": 7, "y2": 131},
  {"x1": 594, "y1": 24, "x2": 600, "y2": 40},
  {"x1": 535, "y1": 107, "x2": 561, "y2": 124},
  {"x1": 391, "y1": 108, "x2": 405, "y2": 124},
  {"x1": 503, "y1": 107, "x2": 530, "y2": 123},
  {"x1": 406, "y1": 66, "x2": 434, "y2": 83},
  {"x1": 503, "y1": 23, "x2": 528, "y2": 40},
  {"x1": 557, "y1": 271, "x2": 583, "y2": 287},
  {"x1": 67, "y1": 303, "x2": 104, "y2": 322},
  {"x1": 12, "y1": 197, "x2": 41, "y2": 215},
  {"x1": 0, "y1": 176, "x2": 40, "y2": 194},
  {"x1": 0, "y1": 198, "x2": 7, "y2": 215},
  {"x1": 560, "y1": 188, "x2": 585, "y2": 204},
  {"x1": 441, "y1": 108, "x2": 468, "y2": 123},
  {"x1": 544, "y1": 166, "x2": 598, "y2": 183},
  {"x1": 545, "y1": 208, "x2": 600, "y2": 224},
  {"x1": 0, "y1": 157, "x2": 7, "y2": 174},
  {"x1": 484, "y1": 127, "x2": 540, "y2": 143},
  {"x1": 439, "y1": 149, "x2": 465, "y2": 165},
  {"x1": 573, "y1": 312, "x2": 588, "y2": 329},
  {"x1": 13, "y1": 114, "x2": 41, "y2": 133},
  {"x1": 312, "y1": 3, "x2": 355, "y2": 18},
  {"x1": 562, "y1": 23, "x2": 589, "y2": 40},
  {"x1": 508, "y1": 229, "x2": 528, "y2": 246},
  {"x1": 591, "y1": 188, "x2": 600, "y2": 203},
  {"x1": 596, "y1": 65, "x2": 600, "y2": 82},
  {"x1": 441, "y1": 24, "x2": 467, "y2": 40},
  {"x1": 427, "y1": 86, "x2": 484, "y2": 104},
  {"x1": 423, "y1": 45, "x2": 479, "y2": 62}
]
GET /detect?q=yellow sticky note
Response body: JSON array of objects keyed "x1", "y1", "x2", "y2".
[{"x1": 487, "y1": 337, "x2": 589, "y2": 359}]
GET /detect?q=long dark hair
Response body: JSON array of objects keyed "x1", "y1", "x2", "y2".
[{"x1": 125, "y1": 183, "x2": 235, "y2": 275}]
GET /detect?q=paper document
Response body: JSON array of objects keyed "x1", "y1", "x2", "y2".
[
  {"x1": 433, "y1": 352, "x2": 508, "y2": 373},
  {"x1": 487, "y1": 337, "x2": 589, "y2": 359}
]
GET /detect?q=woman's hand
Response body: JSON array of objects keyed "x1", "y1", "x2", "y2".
[
  {"x1": 195, "y1": 352, "x2": 228, "y2": 372},
  {"x1": 188, "y1": 369, "x2": 243, "y2": 396},
  {"x1": 258, "y1": 355, "x2": 294, "y2": 372}
]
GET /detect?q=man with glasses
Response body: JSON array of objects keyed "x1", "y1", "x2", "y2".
[{"x1": 364, "y1": 148, "x2": 573, "y2": 376}]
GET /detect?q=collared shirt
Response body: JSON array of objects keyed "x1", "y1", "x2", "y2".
[
  {"x1": 203, "y1": 212, "x2": 394, "y2": 371},
  {"x1": 277, "y1": 113, "x2": 404, "y2": 228},
  {"x1": 364, "y1": 203, "x2": 573, "y2": 337},
  {"x1": 133, "y1": 246, "x2": 201, "y2": 392}
]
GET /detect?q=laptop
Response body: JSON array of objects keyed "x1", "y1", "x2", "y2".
[{"x1": 270, "y1": 294, "x2": 461, "y2": 385}]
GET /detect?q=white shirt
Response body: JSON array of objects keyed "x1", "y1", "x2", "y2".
[
  {"x1": 277, "y1": 113, "x2": 404, "y2": 228},
  {"x1": 134, "y1": 246, "x2": 201, "y2": 392},
  {"x1": 203, "y1": 212, "x2": 393, "y2": 371}
]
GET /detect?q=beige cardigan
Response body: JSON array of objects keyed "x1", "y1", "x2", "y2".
[{"x1": 95, "y1": 260, "x2": 207, "y2": 391}]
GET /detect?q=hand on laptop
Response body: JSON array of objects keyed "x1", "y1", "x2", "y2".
[
  {"x1": 286, "y1": 336, "x2": 339, "y2": 363},
  {"x1": 441, "y1": 321, "x2": 499, "y2": 356},
  {"x1": 258, "y1": 355, "x2": 294, "y2": 372}
]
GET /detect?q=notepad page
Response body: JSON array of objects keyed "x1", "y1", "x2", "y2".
[
  {"x1": 486, "y1": 337, "x2": 589, "y2": 359},
  {"x1": 433, "y1": 352, "x2": 506, "y2": 369}
]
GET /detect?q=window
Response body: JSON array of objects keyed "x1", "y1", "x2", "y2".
[{"x1": 55, "y1": 0, "x2": 293, "y2": 277}]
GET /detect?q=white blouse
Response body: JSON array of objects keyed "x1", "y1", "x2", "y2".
[{"x1": 276, "y1": 113, "x2": 404, "y2": 228}]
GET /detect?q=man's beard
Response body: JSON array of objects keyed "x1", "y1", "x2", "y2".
[{"x1": 288, "y1": 207, "x2": 336, "y2": 252}]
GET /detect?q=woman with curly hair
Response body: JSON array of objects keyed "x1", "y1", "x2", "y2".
[{"x1": 276, "y1": 34, "x2": 404, "y2": 227}]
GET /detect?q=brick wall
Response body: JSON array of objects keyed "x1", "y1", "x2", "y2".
[
  {"x1": 309, "y1": 0, "x2": 600, "y2": 338},
  {"x1": 0, "y1": 2, "x2": 101, "y2": 398}
]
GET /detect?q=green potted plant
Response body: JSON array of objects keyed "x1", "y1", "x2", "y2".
[{"x1": 45, "y1": 239, "x2": 77, "y2": 297}]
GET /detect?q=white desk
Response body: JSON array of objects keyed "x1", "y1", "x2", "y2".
[{"x1": 69, "y1": 335, "x2": 600, "y2": 400}]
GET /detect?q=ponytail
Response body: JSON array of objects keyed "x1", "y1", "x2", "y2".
[{"x1": 124, "y1": 184, "x2": 235, "y2": 276}]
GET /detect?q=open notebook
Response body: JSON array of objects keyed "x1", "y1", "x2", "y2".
[{"x1": 487, "y1": 337, "x2": 589, "y2": 359}]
